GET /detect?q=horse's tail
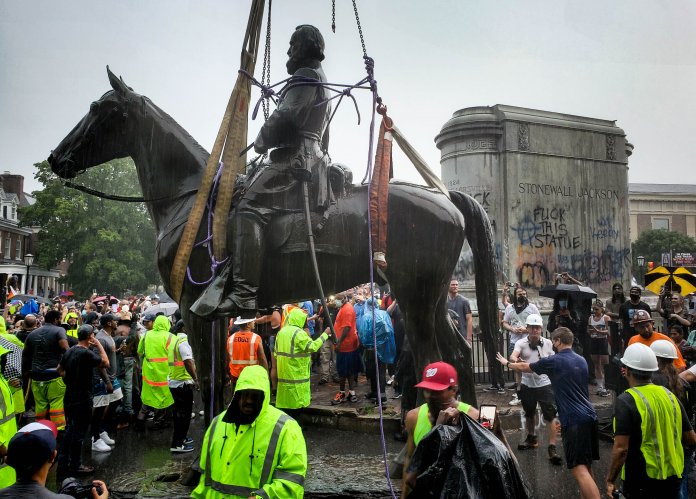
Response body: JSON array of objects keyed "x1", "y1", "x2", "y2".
[{"x1": 449, "y1": 191, "x2": 505, "y2": 388}]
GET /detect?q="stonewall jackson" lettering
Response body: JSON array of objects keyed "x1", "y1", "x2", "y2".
[{"x1": 518, "y1": 183, "x2": 618, "y2": 200}]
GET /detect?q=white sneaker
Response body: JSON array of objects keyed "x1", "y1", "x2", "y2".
[
  {"x1": 99, "y1": 431, "x2": 115, "y2": 445},
  {"x1": 91, "y1": 438, "x2": 112, "y2": 452},
  {"x1": 509, "y1": 394, "x2": 522, "y2": 406}
]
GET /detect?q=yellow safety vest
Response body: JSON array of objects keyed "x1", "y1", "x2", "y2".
[
  {"x1": 623, "y1": 384, "x2": 684, "y2": 480},
  {"x1": 192, "y1": 365, "x2": 307, "y2": 499},
  {"x1": 414, "y1": 401, "x2": 472, "y2": 446},
  {"x1": 168, "y1": 333, "x2": 192, "y2": 382},
  {"x1": 274, "y1": 308, "x2": 327, "y2": 410}
]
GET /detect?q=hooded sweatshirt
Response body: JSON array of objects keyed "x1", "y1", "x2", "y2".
[
  {"x1": 274, "y1": 308, "x2": 328, "y2": 409},
  {"x1": 192, "y1": 364, "x2": 307, "y2": 499}
]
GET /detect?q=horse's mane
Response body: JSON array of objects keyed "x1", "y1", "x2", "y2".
[{"x1": 140, "y1": 95, "x2": 209, "y2": 161}]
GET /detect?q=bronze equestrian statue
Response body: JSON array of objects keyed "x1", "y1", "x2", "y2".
[
  {"x1": 191, "y1": 25, "x2": 334, "y2": 319},
  {"x1": 47, "y1": 27, "x2": 501, "y2": 422}
]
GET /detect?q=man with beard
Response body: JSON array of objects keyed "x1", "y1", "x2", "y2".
[
  {"x1": 627, "y1": 309, "x2": 685, "y2": 371},
  {"x1": 191, "y1": 365, "x2": 307, "y2": 498},
  {"x1": 191, "y1": 24, "x2": 334, "y2": 319},
  {"x1": 447, "y1": 279, "x2": 473, "y2": 341},
  {"x1": 502, "y1": 286, "x2": 539, "y2": 405},
  {"x1": 619, "y1": 286, "x2": 651, "y2": 348},
  {"x1": 402, "y1": 362, "x2": 479, "y2": 497}
]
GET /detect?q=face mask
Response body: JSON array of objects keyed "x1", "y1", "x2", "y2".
[
  {"x1": 559, "y1": 300, "x2": 568, "y2": 309},
  {"x1": 516, "y1": 295, "x2": 526, "y2": 304},
  {"x1": 630, "y1": 294, "x2": 640, "y2": 301}
]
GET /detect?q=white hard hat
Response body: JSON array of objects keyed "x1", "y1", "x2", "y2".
[
  {"x1": 525, "y1": 314, "x2": 543, "y2": 327},
  {"x1": 650, "y1": 339, "x2": 678, "y2": 360},
  {"x1": 621, "y1": 343, "x2": 659, "y2": 372}
]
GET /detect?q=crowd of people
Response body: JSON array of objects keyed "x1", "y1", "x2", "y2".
[
  {"x1": 0, "y1": 273, "x2": 695, "y2": 497},
  {"x1": 486, "y1": 273, "x2": 696, "y2": 499}
]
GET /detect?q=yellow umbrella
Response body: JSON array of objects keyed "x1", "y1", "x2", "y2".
[{"x1": 644, "y1": 266, "x2": 696, "y2": 296}]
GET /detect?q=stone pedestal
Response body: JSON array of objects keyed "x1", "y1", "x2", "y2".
[{"x1": 435, "y1": 105, "x2": 632, "y2": 294}]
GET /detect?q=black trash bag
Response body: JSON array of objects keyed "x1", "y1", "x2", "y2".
[{"x1": 408, "y1": 415, "x2": 533, "y2": 499}]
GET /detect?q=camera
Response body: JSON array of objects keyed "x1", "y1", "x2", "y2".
[{"x1": 60, "y1": 477, "x2": 103, "y2": 498}]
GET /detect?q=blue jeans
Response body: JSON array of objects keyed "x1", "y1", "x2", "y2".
[
  {"x1": 680, "y1": 446, "x2": 694, "y2": 499},
  {"x1": 118, "y1": 357, "x2": 136, "y2": 415}
]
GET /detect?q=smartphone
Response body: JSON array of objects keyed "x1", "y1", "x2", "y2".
[{"x1": 479, "y1": 404, "x2": 497, "y2": 429}]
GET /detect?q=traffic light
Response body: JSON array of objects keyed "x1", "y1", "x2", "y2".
[{"x1": 647, "y1": 261, "x2": 655, "y2": 271}]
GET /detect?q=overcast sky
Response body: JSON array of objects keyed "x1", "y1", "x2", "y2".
[{"x1": 1, "y1": 0, "x2": 695, "y2": 194}]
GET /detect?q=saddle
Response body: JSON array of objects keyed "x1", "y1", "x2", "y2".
[{"x1": 234, "y1": 163, "x2": 353, "y2": 257}]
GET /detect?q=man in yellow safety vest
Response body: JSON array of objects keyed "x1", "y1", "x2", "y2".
[
  {"x1": 606, "y1": 343, "x2": 696, "y2": 498},
  {"x1": 191, "y1": 364, "x2": 307, "y2": 499}
]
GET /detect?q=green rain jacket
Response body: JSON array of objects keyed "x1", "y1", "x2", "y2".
[
  {"x1": 274, "y1": 308, "x2": 328, "y2": 409},
  {"x1": 0, "y1": 317, "x2": 22, "y2": 348},
  {"x1": 137, "y1": 316, "x2": 174, "y2": 409},
  {"x1": 191, "y1": 364, "x2": 307, "y2": 499}
]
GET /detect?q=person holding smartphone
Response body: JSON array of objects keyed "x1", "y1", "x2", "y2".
[{"x1": 402, "y1": 362, "x2": 479, "y2": 497}]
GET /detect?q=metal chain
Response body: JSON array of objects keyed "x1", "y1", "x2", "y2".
[
  {"x1": 351, "y1": 0, "x2": 367, "y2": 59},
  {"x1": 261, "y1": 0, "x2": 273, "y2": 120},
  {"x1": 331, "y1": 0, "x2": 336, "y2": 33}
]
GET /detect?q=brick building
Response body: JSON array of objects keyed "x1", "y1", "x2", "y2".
[
  {"x1": 629, "y1": 184, "x2": 696, "y2": 241},
  {"x1": 0, "y1": 172, "x2": 63, "y2": 302}
]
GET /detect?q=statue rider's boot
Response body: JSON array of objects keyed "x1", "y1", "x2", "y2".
[{"x1": 219, "y1": 215, "x2": 264, "y2": 319}]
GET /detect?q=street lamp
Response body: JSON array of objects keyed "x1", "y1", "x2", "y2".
[
  {"x1": 24, "y1": 253, "x2": 34, "y2": 295},
  {"x1": 637, "y1": 255, "x2": 645, "y2": 268}
]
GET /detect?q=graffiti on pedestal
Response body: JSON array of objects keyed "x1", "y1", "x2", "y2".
[{"x1": 512, "y1": 204, "x2": 628, "y2": 288}]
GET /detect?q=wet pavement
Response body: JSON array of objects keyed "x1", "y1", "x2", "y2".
[{"x1": 37, "y1": 373, "x2": 696, "y2": 497}]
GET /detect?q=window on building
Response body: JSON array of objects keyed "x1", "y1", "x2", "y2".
[
  {"x1": 4, "y1": 235, "x2": 10, "y2": 259},
  {"x1": 15, "y1": 239, "x2": 21, "y2": 260},
  {"x1": 2, "y1": 206, "x2": 6, "y2": 219},
  {"x1": 652, "y1": 218, "x2": 670, "y2": 231},
  {"x1": 11, "y1": 204, "x2": 16, "y2": 221}
]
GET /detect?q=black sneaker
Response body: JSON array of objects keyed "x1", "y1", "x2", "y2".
[
  {"x1": 482, "y1": 385, "x2": 501, "y2": 392},
  {"x1": 517, "y1": 434, "x2": 539, "y2": 450},
  {"x1": 548, "y1": 444, "x2": 562, "y2": 465}
]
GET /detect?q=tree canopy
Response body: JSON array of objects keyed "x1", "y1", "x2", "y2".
[
  {"x1": 631, "y1": 229, "x2": 696, "y2": 274},
  {"x1": 20, "y1": 159, "x2": 160, "y2": 297}
]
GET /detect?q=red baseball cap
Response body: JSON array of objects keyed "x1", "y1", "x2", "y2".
[{"x1": 414, "y1": 362, "x2": 458, "y2": 391}]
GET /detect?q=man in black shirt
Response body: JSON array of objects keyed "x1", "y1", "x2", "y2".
[
  {"x1": 56, "y1": 324, "x2": 109, "y2": 477},
  {"x1": 618, "y1": 286, "x2": 651, "y2": 349},
  {"x1": 14, "y1": 314, "x2": 37, "y2": 344},
  {"x1": 22, "y1": 310, "x2": 69, "y2": 430}
]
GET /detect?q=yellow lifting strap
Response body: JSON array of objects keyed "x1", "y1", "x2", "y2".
[{"x1": 170, "y1": 0, "x2": 266, "y2": 302}]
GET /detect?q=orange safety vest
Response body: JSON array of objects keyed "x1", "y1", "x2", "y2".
[{"x1": 227, "y1": 331, "x2": 261, "y2": 379}]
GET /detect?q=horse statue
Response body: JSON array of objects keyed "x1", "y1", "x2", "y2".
[{"x1": 48, "y1": 68, "x2": 500, "y2": 421}]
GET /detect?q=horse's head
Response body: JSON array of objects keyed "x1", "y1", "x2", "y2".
[{"x1": 49, "y1": 67, "x2": 141, "y2": 179}]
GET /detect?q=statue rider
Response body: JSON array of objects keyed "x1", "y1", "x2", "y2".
[{"x1": 191, "y1": 25, "x2": 333, "y2": 318}]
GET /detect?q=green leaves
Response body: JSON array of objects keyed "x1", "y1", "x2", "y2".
[
  {"x1": 20, "y1": 159, "x2": 160, "y2": 297},
  {"x1": 631, "y1": 229, "x2": 696, "y2": 274}
]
